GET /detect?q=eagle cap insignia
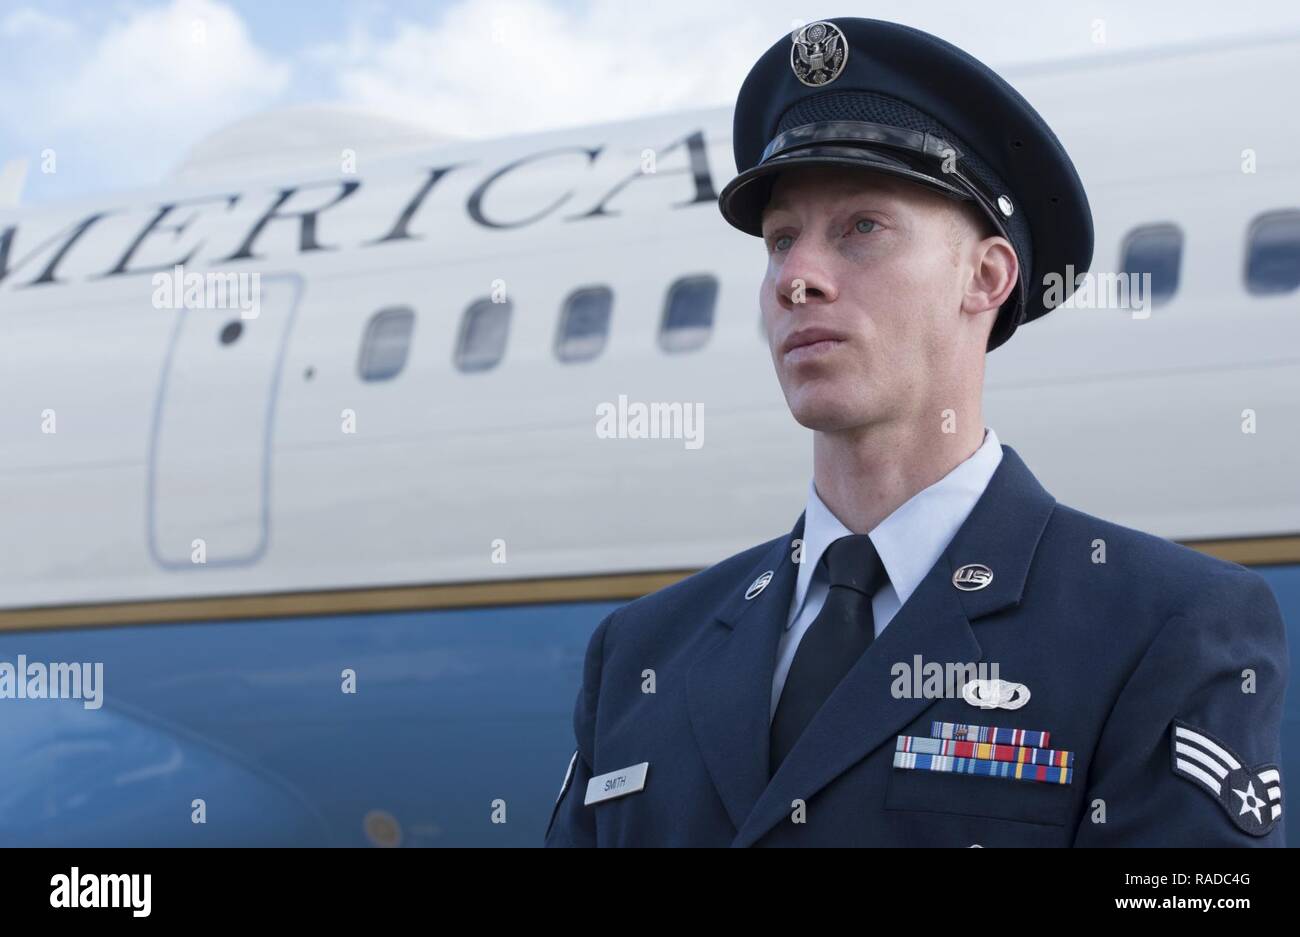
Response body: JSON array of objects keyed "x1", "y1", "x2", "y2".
[{"x1": 790, "y1": 20, "x2": 848, "y2": 87}]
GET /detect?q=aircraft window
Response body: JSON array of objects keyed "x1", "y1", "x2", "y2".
[
  {"x1": 659, "y1": 274, "x2": 717, "y2": 352},
  {"x1": 455, "y1": 298, "x2": 511, "y2": 372},
  {"x1": 357, "y1": 306, "x2": 415, "y2": 381},
  {"x1": 556, "y1": 286, "x2": 612, "y2": 362},
  {"x1": 1246, "y1": 210, "x2": 1300, "y2": 295},
  {"x1": 1119, "y1": 224, "x2": 1182, "y2": 307}
]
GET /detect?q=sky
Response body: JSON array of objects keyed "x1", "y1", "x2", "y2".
[{"x1": 3, "y1": 0, "x2": 1300, "y2": 204}]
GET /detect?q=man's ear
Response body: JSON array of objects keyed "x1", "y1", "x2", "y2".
[{"x1": 962, "y1": 236, "x2": 1018, "y2": 316}]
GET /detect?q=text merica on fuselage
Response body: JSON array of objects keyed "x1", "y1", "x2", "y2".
[{"x1": 0, "y1": 129, "x2": 718, "y2": 292}]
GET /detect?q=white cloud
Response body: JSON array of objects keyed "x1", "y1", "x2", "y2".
[
  {"x1": 1, "y1": 6, "x2": 78, "y2": 41},
  {"x1": 54, "y1": 0, "x2": 289, "y2": 130},
  {"x1": 323, "y1": 0, "x2": 778, "y2": 138},
  {"x1": 0, "y1": 0, "x2": 288, "y2": 188},
  {"x1": 319, "y1": 0, "x2": 1300, "y2": 140}
]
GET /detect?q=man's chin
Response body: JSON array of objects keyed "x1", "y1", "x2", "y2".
[{"x1": 786, "y1": 394, "x2": 865, "y2": 433}]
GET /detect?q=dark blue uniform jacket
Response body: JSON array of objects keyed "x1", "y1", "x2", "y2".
[{"x1": 545, "y1": 446, "x2": 1288, "y2": 846}]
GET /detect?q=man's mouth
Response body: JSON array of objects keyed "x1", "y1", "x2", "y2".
[
  {"x1": 781, "y1": 327, "x2": 848, "y2": 363},
  {"x1": 784, "y1": 339, "x2": 844, "y2": 364}
]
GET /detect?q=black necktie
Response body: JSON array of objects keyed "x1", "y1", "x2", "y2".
[{"x1": 769, "y1": 534, "x2": 888, "y2": 775}]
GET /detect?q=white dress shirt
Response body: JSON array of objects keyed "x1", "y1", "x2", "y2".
[{"x1": 770, "y1": 427, "x2": 1004, "y2": 721}]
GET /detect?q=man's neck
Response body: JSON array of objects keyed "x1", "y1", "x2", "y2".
[{"x1": 811, "y1": 416, "x2": 986, "y2": 534}]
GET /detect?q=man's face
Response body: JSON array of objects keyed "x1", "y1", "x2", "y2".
[{"x1": 759, "y1": 165, "x2": 1003, "y2": 433}]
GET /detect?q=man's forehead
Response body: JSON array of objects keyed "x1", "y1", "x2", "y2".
[{"x1": 764, "y1": 168, "x2": 923, "y2": 214}]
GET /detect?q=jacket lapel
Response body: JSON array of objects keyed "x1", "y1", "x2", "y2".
[
  {"x1": 731, "y1": 444, "x2": 1057, "y2": 847},
  {"x1": 685, "y1": 513, "x2": 804, "y2": 831}
]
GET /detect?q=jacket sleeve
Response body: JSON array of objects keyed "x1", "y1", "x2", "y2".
[
  {"x1": 544, "y1": 609, "x2": 615, "y2": 847},
  {"x1": 1072, "y1": 565, "x2": 1288, "y2": 846}
]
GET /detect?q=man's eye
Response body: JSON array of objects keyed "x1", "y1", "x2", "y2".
[
  {"x1": 853, "y1": 219, "x2": 877, "y2": 234},
  {"x1": 772, "y1": 234, "x2": 794, "y2": 252}
]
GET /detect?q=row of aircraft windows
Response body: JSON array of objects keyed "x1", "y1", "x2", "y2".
[
  {"x1": 1124, "y1": 210, "x2": 1300, "y2": 306},
  {"x1": 357, "y1": 275, "x2": 718, "y2": 380},
  {"x1": 354, "y1": 209, "x2": 1300, "y2": 380}
]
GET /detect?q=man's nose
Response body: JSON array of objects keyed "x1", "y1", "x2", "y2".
[{"x1": 777, "y1": 239, "x2": 838, "y2": 309}]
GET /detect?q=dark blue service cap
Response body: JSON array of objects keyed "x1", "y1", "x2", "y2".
[{"x1": 718, "y1": 18, "x2": 1094, "y2": 350}]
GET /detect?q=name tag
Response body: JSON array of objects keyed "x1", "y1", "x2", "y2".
[{"x1": 584, "y1": 762, "x2": 649, "y2": 805}]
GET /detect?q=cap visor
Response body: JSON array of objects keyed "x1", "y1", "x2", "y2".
[{"x1": 718, "y1": 145, "x2": 972, "y2": 236}]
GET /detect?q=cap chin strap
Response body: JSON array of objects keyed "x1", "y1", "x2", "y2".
[{"x1": 761, "y1": 119, "x2": 956, "y2": 163}]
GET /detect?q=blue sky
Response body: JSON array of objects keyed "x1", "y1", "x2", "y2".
[{"x1": 3, "y1": 0, "x2": 1300, "y2": 205}]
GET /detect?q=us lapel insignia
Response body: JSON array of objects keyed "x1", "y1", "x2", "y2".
[
  {"x1": 952, "y1": 563, "x2": 993, "y2": 591},
  {"x1": 745, "y1": 570, "x2": 774, "y2": 600}
]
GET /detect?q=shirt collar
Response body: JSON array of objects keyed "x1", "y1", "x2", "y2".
[{"x1": 792, "y1": 427, "x2": 1004, "y2": 615}]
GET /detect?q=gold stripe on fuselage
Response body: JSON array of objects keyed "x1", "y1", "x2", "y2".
[{"x1": 1, "y1": 534, "x2": 1298, "y2": 633}]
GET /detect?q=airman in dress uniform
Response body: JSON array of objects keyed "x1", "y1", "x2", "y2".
[{"x1": 544, "y1": 17, "x2": 1287, "y2": 847}]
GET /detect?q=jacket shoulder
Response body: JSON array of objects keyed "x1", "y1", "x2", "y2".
[{"x1": 1045, "y1": 501, "x2": 1275, "y2": 611}]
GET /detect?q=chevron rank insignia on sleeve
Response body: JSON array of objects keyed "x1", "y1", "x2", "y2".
[{"x1": 1170, "y1": 720, "x2": 1282, "y2": 837}]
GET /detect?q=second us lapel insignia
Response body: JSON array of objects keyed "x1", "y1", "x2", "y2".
[{"x1": 745, "y1": 570, "x2": 774, "y2": 600}]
